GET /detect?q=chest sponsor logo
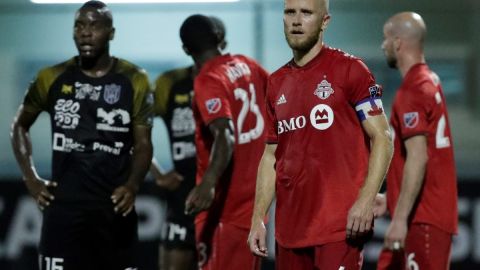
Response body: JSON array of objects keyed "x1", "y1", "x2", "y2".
[
  {"x1": 277, "y1": 104, "x2": 334, "y2": 134},
  {"x1": 96, "y1": 108, "x2": 131, "y2": 132},
  {"x1": 171, "y1": 107, "x2": 195, "y2": 137},
  {"x1": 92, "y1": 141, "x2": 124, "y2": 155},
  {"x1": 205, "y1": 98, "x2": 222, "y2": 114},
  {"x1": 276, "y1": 94, "x2": 287, "y2": 105},
  {"x1": 314, "y1": 77, "x2": 334, "y2": 100},
  {"x1": 310, "y1": 104, "x2": 334, "y2": 130},
  {"x1": 54, "y1": 99, "x2": 81, "y2": 129},
  {"x1": 61, "y1": 84, "x2": 73, "y2": 94},
  {"x1": 52, "y1": 133, "x2": 85, "y2": 153},
  {"x1": 175, "y1": 94, "x2": 191, "y2": 104},
  {"x1": 103, "y1": 84, "x2": 121, "y2": 104},
  {"x1": 75, "y1": 82, "x2": 101, "y2": 101},
  {"x1": 172, "y1": 141, "x2": 196, "y2": 161},
  {"x1": 404, "y1": 112, "x2": 419, "y2": 128}
]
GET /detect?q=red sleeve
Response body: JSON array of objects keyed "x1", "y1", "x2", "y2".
[
  {"x1": 264, "y1": 77, "x2": 278, "y2": 143},
  {"x1": 397, "y1": 83, "x2": 435, "y2": 139},
  {"x1": 194, "y1": 74, "x2": 232, "y2": 125},
  {"x1": 346, "y1": 58, "x2": 382, "y2": 105}
]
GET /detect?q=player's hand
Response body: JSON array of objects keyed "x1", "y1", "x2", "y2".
[
  {"x1": 111, "y1": 183, "x2": 137, "y2": 217},
  {"x1": 155, "y1": 170, "x2": 183, "y2": 191},
  {"x1": 373, "y1": 193, "x2": 388, "y2": 218},
  {"x1": 384, "y1": 219, "x2": 407, "y2": 251},
  {"x1": 248, "y1": 220, "x2": 268, "y2": 257},
  {"x1": 24, "y1": 177, "x2": 57, "y2": 211},
  {"x1": 184, "y1": 180, "x2": 215, "y2": 216},
  {"x1": 346, "y1": 197, "x2": 374, "y2": 239}
]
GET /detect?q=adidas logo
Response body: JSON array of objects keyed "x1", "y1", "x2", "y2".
[{"x1": 277, "y1": 94, "x2": 287, "y2": 105}]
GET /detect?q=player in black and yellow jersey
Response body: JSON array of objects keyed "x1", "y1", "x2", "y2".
[
  {"x1": 150, "y1": 16, "x2": 226, "y2": 270},
  {"x1": 10, "y1": 1, "x2": 153, "y2": 269}
]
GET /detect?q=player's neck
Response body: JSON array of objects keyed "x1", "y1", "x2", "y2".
[
  {"x1": 293, "y1": 41, "x2": 323, "y2": 67},
  {"x1": 79, "y1": 52, "x2": 114, "y2": 78},
  {"x1": 193, "y1": 49, "x2": 222, "y2": 70},
  {"x1": 398, "y1": 51, "x2": 425, "y2": 78}
]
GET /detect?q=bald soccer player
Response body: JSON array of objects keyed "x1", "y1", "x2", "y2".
[
  {"x1": 247, "y1": 0, "x2": 393, "y2": 269},
  {"x1": 375, "y1": 12, "x2": 458, "y2": 270},
  {"x1": 10, "y1": 1, "x2": 153, "y2": 269}
]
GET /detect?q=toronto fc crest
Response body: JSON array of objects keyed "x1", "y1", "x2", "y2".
[{"x1": 314, "y1": 77, "x2": 334, "y2": 100}]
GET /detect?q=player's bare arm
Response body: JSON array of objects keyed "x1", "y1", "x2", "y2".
[
  {"x1": 150, "y1": 158, "x2": 183, "y2": 191},
  {"x1": 384, "y1": 135, "x2": 427, "y2": 250},
  {"x1": 184, "y1": 117, "x2": 234, "y2": 215},
  {"x1": 112, "y1": 124, "x2": 153, "y2": 216},
  {"x1": 248, "y1": 143, "x2": 277, "y2": 258},
  {"x1": 11, "y1": 105, "x2": 57, "y2": 211},
  {"x1": 347, "y1": 114, "x2": 393, "y2": 239}
]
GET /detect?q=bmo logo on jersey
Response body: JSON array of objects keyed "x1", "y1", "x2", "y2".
[{"x1": 278, "y1": 104, "x2": 334, "y2": 134}]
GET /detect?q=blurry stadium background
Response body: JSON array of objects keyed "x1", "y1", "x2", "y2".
[{"x1": 0, "y1": 0, "x2": 479, "y2": 269}]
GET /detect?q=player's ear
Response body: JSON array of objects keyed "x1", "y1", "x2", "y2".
[
  {"x1": 219, "y1": 41, "x2": 227, "y2": 51},
  {"x1": 182, "y1": 45, "x2": 191, "y2": 56},
  {"x1": 321, "y1": 14, "x2": 331, "y2": 31},
  {"x1": 393, "y1": 37, "x2": 401, "y2": 52},
  {"x1": 109, "y1": 27, "x2": 115, "y2": 41}
]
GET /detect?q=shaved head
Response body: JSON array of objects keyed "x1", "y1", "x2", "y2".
[
  {"x1": 76, "y1": 1, "x2": 113, "y2": 27},
  {"x1": 284, "y1": 0, "x2": 329, "y2": 13},
  {"x1": 320, "y1": 0, "x2": 329, "y2": 13},
  {"x1": 382, "y1": 12, "x2": 427, "y2": 71},
  {"x1": 384, "y1": 12, "x2": 426, "y2": 45}
]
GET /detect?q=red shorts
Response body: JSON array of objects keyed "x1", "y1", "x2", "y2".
[
  {"x1": 195, "y1": 220, "x2": 260, "y2": 270},
  {"x1": 377, "y1": 223, "x2": 453, "y2": 270},
  {"x1": 275, "y1": 240, "x2": 364, "y2": 270}
]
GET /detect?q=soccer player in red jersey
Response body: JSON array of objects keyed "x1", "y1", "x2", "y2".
[
  {"x1": 150, "y1": 16, "x2": 227, "y2": 270},
  {"x1": 180, "y1": 15, "x2": 268, "y2": 270},
  {"x1": 375, "y1": 12, "x2": 458, "y2": 270},
  {"x1": 247, "y1": 0, "x2": 393, "y2": 269}
]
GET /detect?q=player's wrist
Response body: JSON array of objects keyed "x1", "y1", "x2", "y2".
[
  {"x1": 201, "y1": 172, "x2": 218, "y2": 187},
  {"x1": 391, "y1": 214, "x2": 408, "y2": 223},
  {"x1": 251, "y1": 216, "x2": 265, "y2": 227},
  {"x1": 251, "y1": 211, "x2": 267, "y2": 223},
  {"x1": 124, "y1": 180, "x2": 140, "y2": 193},
  {"x1": 358, "y1": 186, "x2": 380, "y2": 203},
  {"x1": 22, "y1": 173, "x2": 40, "y2": 183}
]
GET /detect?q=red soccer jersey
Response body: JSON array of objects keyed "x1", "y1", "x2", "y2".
[
  {"x1": 192, "y1": 54, "x2": 268, "y2": 229},
  {"x1": 387, "y1": 63, "x2": 458, "y2": 234},
  {"x1": 266, "y1": 46, "x2": 385, "y2": 248}
]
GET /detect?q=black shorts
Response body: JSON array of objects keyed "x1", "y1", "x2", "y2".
[
  {"x1": 161, "y1": 219, "x2": 196, "y2": 250},
  {"x1": 39, "y1": 202, "x2": 138, "y2": 270}
]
